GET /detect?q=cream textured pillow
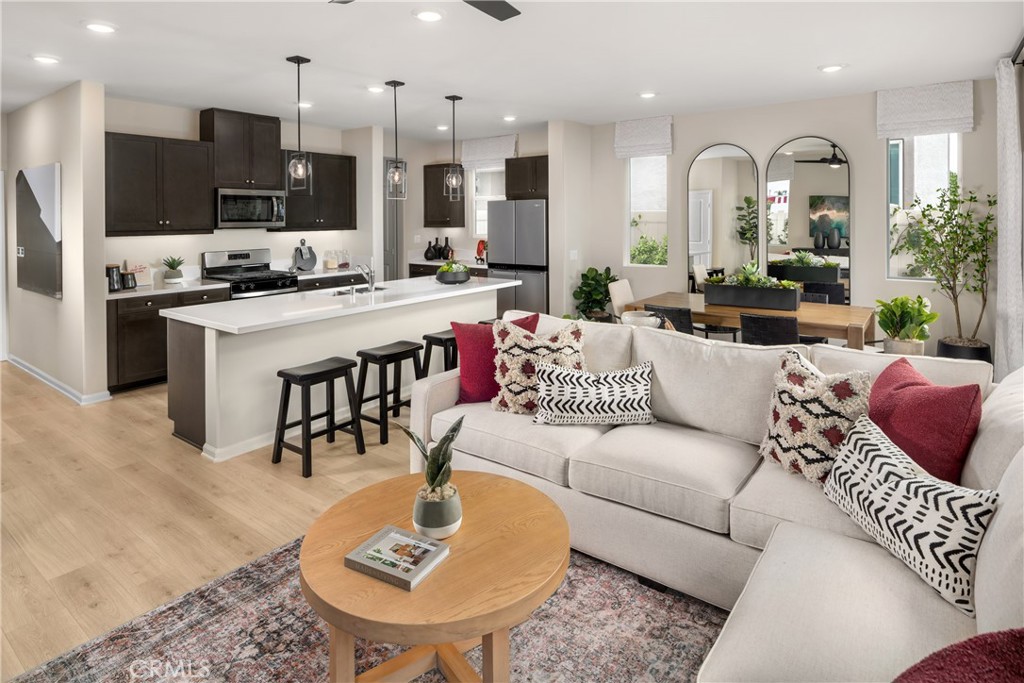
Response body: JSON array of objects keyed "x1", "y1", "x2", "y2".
[
  {"x1": 759, "y1": 349, "x2": 871, "y2": 485},
  {"x1": 492, "y1": 321, "x2": 585, "y2": 414}
]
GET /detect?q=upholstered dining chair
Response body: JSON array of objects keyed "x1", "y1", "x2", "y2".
[
  {"x1": 691, "y1": 263, "x2": 710, "y2": 293},
  {"x1": 644, "y1": 304, "x2": 695, "y2": 335},
  {"x1": 740, "y1": 313, "x2": 801, "y2": 346},
  {"x1": 608, "y1": 279, "x2": 635, "y2": 322}
]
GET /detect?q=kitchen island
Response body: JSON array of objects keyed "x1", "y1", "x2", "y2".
[{"x1": 161, "y1": 276, "x2": 518, "y2": 461}]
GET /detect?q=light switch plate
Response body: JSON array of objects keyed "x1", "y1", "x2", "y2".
[
  {"x1": 16, "y1": 246, "x2": 25, "y2": 257},
  {"x1": 414, "y1": 235, "x2": 422, "y2": 244},
  {"x1": 569, "y1": 249, "x2": 578, "y2": 261}
]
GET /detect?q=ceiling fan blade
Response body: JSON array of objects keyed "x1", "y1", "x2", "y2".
[
  {"x1": 463, "y1": 0, "x2": 521, "y2": 21},
  {"x1": 328, "y1": 0, "x2": 356, "y2": 3}
]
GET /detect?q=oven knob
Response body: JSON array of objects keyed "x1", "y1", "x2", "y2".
[{"x1": 246, "y1": 283, "x2": 256, "y2": 291}]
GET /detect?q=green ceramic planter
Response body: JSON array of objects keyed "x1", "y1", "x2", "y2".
[{"x1": 413, "y1": 489, "x2": 463, "y2": 539}]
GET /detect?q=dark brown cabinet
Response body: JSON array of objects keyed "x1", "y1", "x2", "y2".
[
  {"x1": 200, "y1": 108, "x2": 282, "y2": 190},
  {"x1": 296, "y1": 273, "x2": 366, "y2": 291},
  {"x1": 106, "y1": 287, "x2": 230, "y2": 391},
  {"x1": 278, "y1": 151, "x2": 357, "y2": 231},
  {"x1": 505, "y1": 155, "x2": 549, "y2": 200},
  {"x1": 424, "y1": 163, "x2": 465, "y2": 228},
  {"x1": 105, "y1": 133, "x2": 214, "y2": 236},
  {"x1": 409, "y1": 263, "x2": 487, "y2": 278}
]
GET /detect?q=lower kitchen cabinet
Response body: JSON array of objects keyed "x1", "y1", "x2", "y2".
[
  {"x1": 107, "y1": 288, "x2": 230, "y2": 391},
  {"x1": 409, "y1": 263, "x2": 487, "y2": 278},
  {"x1": 296, "y1": 273, "x2": 367, "y2": 291}
]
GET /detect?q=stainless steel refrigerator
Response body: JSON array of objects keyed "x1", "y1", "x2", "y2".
[{"x1": 486, "y1": 199, "x2": 548, "y2": 315}]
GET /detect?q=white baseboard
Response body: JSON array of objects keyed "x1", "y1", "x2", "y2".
[
  {"x1": 200, "y1": 410, "x2": 371, "y2": 463},
  {"x1": 7, "y1": 356, "x2": 111, "y2": 406}
]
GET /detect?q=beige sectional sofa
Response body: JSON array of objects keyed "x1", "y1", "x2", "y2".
[{"x1": 409, "y1": 312, "x2": 1024, "y2": 681}]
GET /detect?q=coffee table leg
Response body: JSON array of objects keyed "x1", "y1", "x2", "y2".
[
  {"x1": 329, "y1": 625, "x2": 355, "y2": 683},
  {"x1": 482, "y1": 626, "x2": 510, "y2": 683}
]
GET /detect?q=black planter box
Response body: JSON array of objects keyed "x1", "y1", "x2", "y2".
[
  {"x1": 703, "y1": 283, "x2": 801, "y2": 311},
  {"x1": 766, "y1": 264, "x2": 841, "y2": 283}
]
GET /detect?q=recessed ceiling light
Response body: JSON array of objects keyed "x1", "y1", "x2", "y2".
[
  {"x1": 367, "y1": 85, "x2": 385, "y2": 94},
  {"x1": 32, "y1": 54, "x2": 60, "y2": 65},
  {"x1": 414, "y1": 9, "x2": 444, "y2": 22},
  {"x1": 437, "y1": 125, "x2": 449, "y2": 131},
  {"x1": 296, "y1": 101, "x2": 313, "y2": 109},
  {"x1": 84, "y1": 21, "x2": 117, "y2": 33},
  {"x1": 817, "y1": 64, "x2": 847, "y2": 73},
  {"x1": 784, "y1": 151, "x2": 794, "y2": 156},
  {"x1": 503, "y1": 115, "x2": 517, "y2": 122},
  {"x1": 639, "y1": 92, "x2": 657, "y2": 99}
]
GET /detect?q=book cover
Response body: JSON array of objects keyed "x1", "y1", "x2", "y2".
[{"x1": 344, "y1": 525, "x2": 450, "y2": 591}]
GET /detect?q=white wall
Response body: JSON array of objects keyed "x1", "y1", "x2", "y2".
[{"x1": 548, "y1": 121, "x2": 592, "y2": 315}]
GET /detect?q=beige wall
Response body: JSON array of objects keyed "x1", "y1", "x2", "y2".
[
  {"x1": 5, "y1": 81, "x2": 108, "y2": 401},
  {"x1": 548, "y1": 121, "x2": 592, "y2": 315}
]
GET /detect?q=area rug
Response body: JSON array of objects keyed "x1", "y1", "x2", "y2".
[{"x1": 13, "y1": 539, "x2": 727, "y2": 683}]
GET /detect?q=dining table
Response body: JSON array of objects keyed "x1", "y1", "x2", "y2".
[{"x1": 625, "y1": 291, "x2": 876, "y2": 349}]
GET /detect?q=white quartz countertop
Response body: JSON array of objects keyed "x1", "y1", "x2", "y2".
[
  {"x1": 408, "y1": 259, "x2": 489, "y2": 268},
  {"x1": 106, "y1": 279, "x2": 229, "y2": 301},
  {"x1": 160, "y1": 276, "x2": 519, "y2": 335}
]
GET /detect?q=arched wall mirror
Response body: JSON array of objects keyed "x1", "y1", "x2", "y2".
[
  {"x1": 765, "y1": 136, "x2": 851, "y2": 303},
  {"x1": 686, "y1": 144, "x2": 758, "y2": 290}
]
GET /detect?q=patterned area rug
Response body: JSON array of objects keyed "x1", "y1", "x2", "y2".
[{"x1": 13, "y1": 539, "x2": 727, "y2": 683}]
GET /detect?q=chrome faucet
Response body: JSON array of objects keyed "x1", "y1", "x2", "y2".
[{"x1": 354, "y1": 263, "x2": 375, "y2": 292}]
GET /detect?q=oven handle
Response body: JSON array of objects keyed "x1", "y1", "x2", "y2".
[{"x1": 231, "y1": 287, "x2": 298, "y2": 299}]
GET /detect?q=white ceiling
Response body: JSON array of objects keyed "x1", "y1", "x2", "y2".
[{"x1": 3, "y1": 1, "x2": 1021, "y2": 141}]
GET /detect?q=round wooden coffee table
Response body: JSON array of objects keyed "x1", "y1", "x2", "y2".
[{"x1": 300, "y1": 471, "x2": 570, "y2": 683}]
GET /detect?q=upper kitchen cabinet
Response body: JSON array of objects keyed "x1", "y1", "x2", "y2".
[
  {"x1": 199, "y1": 108, "x2": 282, "y2": 190},
  {"x1": 423, "y1": 163, "x2": 465, "y2": 228},
  {"x1": 277, "y1": 150, "x2": 357, "y2": 231},
  {"x1": 105, "y1": 132, "x2": 215, "y2": 236},
  {"x1": 505, "y1": 155, "x2": 549, "y2": 200}
]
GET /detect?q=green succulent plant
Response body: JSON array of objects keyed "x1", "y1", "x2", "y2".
[
  {"x1": 876, "y1": 296, "x2": 939, "y2": 342},
  {"x1": 707, "y1": 261, "x2": 798, "y2": 290},
  {"x1": 400, "y1": 416, "x2": 464, "y2": 495},
  {"x1": 162, "y1": 256, "x2": 185, "y2": 270}
]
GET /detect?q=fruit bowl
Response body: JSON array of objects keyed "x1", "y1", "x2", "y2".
[{"x1": 436, "y1": 271, "x2": 471, "y2": 285}]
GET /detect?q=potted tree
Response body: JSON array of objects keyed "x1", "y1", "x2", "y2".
[
  {"x1": 400, "y1": 416, "x2": 464, "y2": 540},
  {"x1": 735, "y1": 196, "x2": 758, "y2": 262},
  {"x1": 572, "y1": 266, "x2": 618, "y2": 321},
  {"x1": 875, "y1": 295, "x2": 939, "y2": 356},
  {"x1": 704, "y1": 261, "x2": 801, "y2": 311},
  {"x1": 767, "y1": 251, "x2": 841, "y2": 283},
  {"x1": 890, "y1": 173, "x2": 997, "y2": 362}
]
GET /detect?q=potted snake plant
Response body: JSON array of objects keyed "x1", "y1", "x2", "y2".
[
  {"x1": 876, "y1": 295, "x2": 939, "y2": 356},
  {"x1": 400, "y1": 416, "x2": 464, "y2": 539},
  {"x1": 704, "y1": 261, "x2": 801, "y2": 311}
]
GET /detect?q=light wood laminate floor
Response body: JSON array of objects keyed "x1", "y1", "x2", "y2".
[{"x1": 0, "y1": 361, "x2": 409, "y2": 680}]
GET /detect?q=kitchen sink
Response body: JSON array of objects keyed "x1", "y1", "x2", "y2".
[{"x1": 323, "y1": 285, "x2": 387, "y2": 296}]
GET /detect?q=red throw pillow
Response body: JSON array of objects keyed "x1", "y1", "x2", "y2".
[
  {"x1": 451, "y1": 314, "x2": 539, "y2": 404},
  {"x1": 869, "y1": 357, "x2": 982, "y2": 484}
]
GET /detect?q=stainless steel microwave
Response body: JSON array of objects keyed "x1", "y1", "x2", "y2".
[{"x1": 216, "y1": 189, "x2": 286, "y2": 229}]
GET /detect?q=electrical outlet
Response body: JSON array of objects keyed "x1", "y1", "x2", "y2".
[
  {"x1": 414, "y1": 235, "x2": 422, "y2": 244},
  {"x1": 569, "y1": 249, "x2": 578, "y2": 261},
  {"x1": 16, "y1": 246, "x2": 25, "y2": 257}
]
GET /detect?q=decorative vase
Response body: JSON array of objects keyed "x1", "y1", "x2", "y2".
[
  {"x1": 164, "y1": 269, "x2": 184, "y2": 284},
  {"x1": 443, "y1": 237, "x2": 454, "y2": 260},
  {"x1": 827, "y1": 227, "x2": 842, "y2": 249},
  {"x1": 413, "y1": 489, "x2": 462, "y2": 539},
  {"x1": 423, "y1": 241, "x2": 437, "y2": 261},
  {"x1": 814, "y1": 232, "x2": 825, "y2": 249},
  {"x1": 883, "y1": 338, "x2": 925, "y2": 356}
]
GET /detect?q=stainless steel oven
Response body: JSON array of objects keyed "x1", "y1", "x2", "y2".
[{"x1": 216, "y1": 189, "x2": 286, "y2": 229}]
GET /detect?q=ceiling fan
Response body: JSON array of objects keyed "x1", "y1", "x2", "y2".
[
  {"x1": 794, "y1": 143, "x2": 848, "y2": 168},
  {"x1": 328, "y1": 0, "x2": 521, "y2": 22}
]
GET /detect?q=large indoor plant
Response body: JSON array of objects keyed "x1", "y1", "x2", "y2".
[
  {"x1": 704, "y1": 261, "x2": 800, "y2": 311},
  {"x1": 735, "y1": 196, "x2": 759, "y2": 262},
  {"x1": 875, "y1": 295, "x2": 939, "y2": 356},
  {"x1": 890, "y1": 173, "x2": 997, "y2": 362},
  {"x1": 572, "y1": 266, "x2": 618, "y2": 321},
  {"x1": 400, "y1": 416, "x2": 464, "y2": 539},
  {"x1": 766, "y1": 251, "x2": 840, "y2": 283}
]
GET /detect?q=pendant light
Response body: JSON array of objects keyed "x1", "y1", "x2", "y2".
[
  {"x1": 443, "y1": 95, "x2": 463, "y2": 202},
  {"x1": 286, "y1": 55, "x2": 312, "y2": 191},
  {"x1": 385, "y1": 80, "x2": 407, "y2": 201}
]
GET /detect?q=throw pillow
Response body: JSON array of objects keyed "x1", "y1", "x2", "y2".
[
  {"x1": 451, "y1": 313, "x2": 540, "y2": 404},
  {"x1": 825, "y1": 415, "x2": 1000, "y2": 617},
  {"x1": 869, "y1": 357, "x2": 982, "y2": 484},
  {"x1": 759, "y1": 349, "x2": 872, "y2": 485},
  {"x1": 533, "y1": 361, "x2": 655, "y2": 426},
  {"x1": 492, "y1": 321, "x2": 585, "y2": 414}
]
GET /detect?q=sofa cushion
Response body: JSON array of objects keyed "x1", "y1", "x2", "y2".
[
  {"x1": 534, "y1": 361, "x2": 654, "y2": 426},
  {"x1": 451, "y1": 313, "x2": 539, "y2": 404},
  {"x1": 631, "y1": 326, "x2": 809, "y2": 445},
  {"x1": 975, "y1": 449, "x2": 1024, "y2": 633},
  {"x1": 567, "y1": 422, "x2": 761, "y2": 533},
  {"x1": 492, "y1": 320, "x2": 585, "y2": 414},
  {"x1": 729, "y1": 460, "x2": 871, "y2": 549},
  {"x1": 432, "y1": 402, "x2": 610, "y2": 486},
  {"x1": 963, "y1": 367, "x2": 1024, "y2": 491},
  {"x1": 698, "y1": 523, "x2": 977, "y2": 683},
  {"x1": 502, "y1": 310, "x2": 634, "y2": 373},
  {"x1": 894, "y1": 629, "x2": 1024, "y2": 683}
]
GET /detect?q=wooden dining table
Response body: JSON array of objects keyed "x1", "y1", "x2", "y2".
[{"x1": 625, "y1": 291, "x2": 876, "y2": 349}]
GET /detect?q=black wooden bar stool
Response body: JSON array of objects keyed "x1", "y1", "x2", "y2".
[
  {"x1": 423, "y1": 329, "x2": 459, "y2": 373},
  {"x1": 355, "y1": 341, "x2": 424, "y2": 445},
  {"x1": 272, "y1": 356, "x2": 365, "y2": 478}
]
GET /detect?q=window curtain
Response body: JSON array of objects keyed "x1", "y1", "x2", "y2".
[
  {"x1": 995, "y1": 58, "x2": 1023, "y2": 380},
  {"x1": 614, "y1": 115, "x2": 673, "y2": 158},
  {"x1": 460, "y1": 134, "x2": 518, "y2": 171},
  {"x1": 876, "y1": 80, "x2": 975, "y2": 138}
]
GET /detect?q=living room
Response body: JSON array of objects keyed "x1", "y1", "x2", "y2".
[{"x1": 2, "y1": 2, "x2": 1023, "y2": 682}]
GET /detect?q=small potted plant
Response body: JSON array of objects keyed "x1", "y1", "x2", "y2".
[
  {"x1": 572, "y1": 266, "x2": 618, "y2": 321},
  {"x1": 766, "y1": 251, "x2": 840, "y2": 283},
  {"x1": 162, "y1": 256, "x2": 185, "y2": 284},
  {"x1": 876, "y1": 295, "x2": 939, "y2": 356},
  {"x1": 400, "y1": 417, "x2": 464, "y2": 539},
  {"x1": 436, "y1": 260, "x2": 470, "y2": 285},
  {"x1": 704, "y1": 261, "x2": 800, "y2": 311}
]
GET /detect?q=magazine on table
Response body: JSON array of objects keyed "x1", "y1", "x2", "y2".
[{"x1": 343, "y1": 525, "x2": 450, "y2": 591}]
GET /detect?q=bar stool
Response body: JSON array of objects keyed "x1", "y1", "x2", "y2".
[
  {"x1": 423, "y1": 329, "x2": 459, "y2": 373},
  {"x1": 356, "y1": 341, "x2": 424, "y2": 445},
  {"x1": 272, "y1": 356, "x2": 365, "y2": 478}
]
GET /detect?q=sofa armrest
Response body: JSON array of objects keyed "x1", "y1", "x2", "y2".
[{"x1": 408, "y1": 369, "x2": 461, "y2": 473}]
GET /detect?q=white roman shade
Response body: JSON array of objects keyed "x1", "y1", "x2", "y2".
[
  {"x1": 614, "y1": 115, "x2": 673, "y2": 158},
  {"x1": 767, "y1": 155, "x2": 795, "y2": 183},
  {"x1": 460, "y1": 134, "x2": 518, "y2": 171},
  {"x1": 876, "y1": 80, "x2": 975, "y2": 139}
]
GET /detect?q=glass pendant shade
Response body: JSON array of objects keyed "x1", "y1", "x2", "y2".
[
  {"x1": 288, "y1": 151, "x2": 311, "y2": 191},
  {"x1": 387, "y1": 159, "x2": 407, "y2": 201},
  {"x1": 443, "y1": 165, "x2": 464, "y2": 201}
]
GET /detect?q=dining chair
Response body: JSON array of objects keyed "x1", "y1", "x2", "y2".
[
  {"x1": 691, "y1": 263, "x2": 740, "y2": 342},
  {"x1": 691, "y1": 263, "x2": 710, "y2": 293},
  {"x1": 644, "y1": 305, "x2": 695, "y2": 335},
  {"x1": 608, "y1": 279, "x2": 635, "y2": 322},
  {"x1": 803, "y1": 281, "x2": 847, "y2": 306},
  {"x1": 740, "y1": 313, "x2": 801, "y2": 346},
  {"x1": 798, "y1": 291, "x2": 830, "y2": 344}
]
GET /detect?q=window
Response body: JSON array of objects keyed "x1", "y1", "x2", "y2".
[
  {"x1": 887, "y1": 133, "x2": 960, "y2": 278},
  {"x1": 471, "y1": 167, "x2": 505, "y2": 237},
  {"x1": 627, "y1": 155, "x2": 668, "y2": 266}
]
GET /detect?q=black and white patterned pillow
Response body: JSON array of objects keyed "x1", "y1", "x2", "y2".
[
  {"x1": 824, "y1": 415, "x2": 1000, "y2": 616},
  {"x1": 533, "y1": 361, "x2": 655, "y2": 426}
]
